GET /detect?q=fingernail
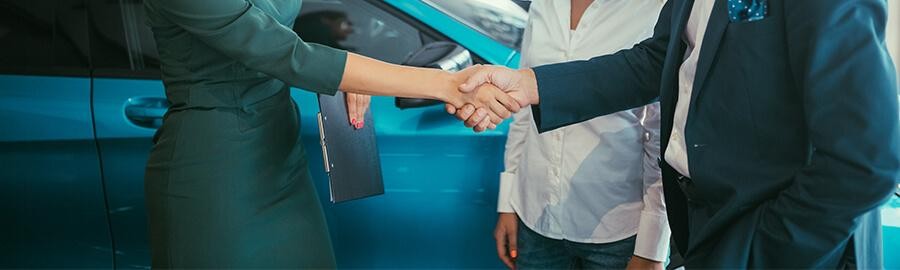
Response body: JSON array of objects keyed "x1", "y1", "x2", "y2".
[
  {"x1": 359, "y1": 121, "x2": 365, "y2": 129},
  {"x1": 351, "y1": 118, "x2": 357, "y2": 125},
  {"x1": 511, "y1": 250, "x2": 518, "y2": 258}
]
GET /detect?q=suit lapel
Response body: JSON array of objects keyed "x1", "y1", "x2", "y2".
[
  {"x1": 660, "y1": 0, "x2": 703, "y2": 257},
  {"x1": 689, "y1": 0, "x2": 729, "y2": 109}
]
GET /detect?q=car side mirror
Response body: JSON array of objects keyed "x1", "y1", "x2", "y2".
[{"x1": 395, "y1": 42, "x2": 473, "y2": 109}]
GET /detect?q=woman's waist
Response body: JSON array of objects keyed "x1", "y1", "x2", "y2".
[{"x1": 165, "y1": 79, "x2": 291, "y2": 110}]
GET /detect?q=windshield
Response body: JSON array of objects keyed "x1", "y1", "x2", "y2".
[{"x1": 424, "y1": 0, "x2": 528, "y2": 49}]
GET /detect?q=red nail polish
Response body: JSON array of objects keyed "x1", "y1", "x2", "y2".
[
  {"x1": 359, "y1": 121, "x2": 365, "y2": 128},
  {"x1": 351, "y1": 118, "x2": 357, "y2": 125}
]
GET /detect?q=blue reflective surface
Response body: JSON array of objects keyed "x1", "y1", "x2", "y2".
[
  {"x1": 883, "y1": 196, "x2": 900, "y2": 269},
  {"x1": 92, "y1": 78, "x2": 165, "y2": 268},
  {"x1": 385, "y1": 0, "x2": 519, "y2": 67},
  {"x1": 293, "y1": 91, "x2": 509, "y2": 268},
  {"x1": 0, "y1": 75, "x2": 113, "y2": 268}
]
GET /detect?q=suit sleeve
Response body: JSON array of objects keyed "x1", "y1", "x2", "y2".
[
  {"x1": 144, "y1": 0, "x2": 347, "y2": 95},
  {"x1": 751, "y1": 0, "x2": 900, "y2": 267},
  {"x1": 529, "y1": 1, "x2": 672, "y2": 132}
]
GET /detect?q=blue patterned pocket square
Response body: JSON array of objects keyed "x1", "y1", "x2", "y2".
[{"x1": 728, "y1": 0, "x2": 768, "y2": 22}]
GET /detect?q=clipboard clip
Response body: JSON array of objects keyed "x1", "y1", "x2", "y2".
[{"x1": 317, "y1": 112, "x2": 331, "y2": 173}]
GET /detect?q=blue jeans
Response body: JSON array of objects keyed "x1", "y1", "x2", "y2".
[{"x1": 516, "y1": 220, "x2": 636, "y2": 270}]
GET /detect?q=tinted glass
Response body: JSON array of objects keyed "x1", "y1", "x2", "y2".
[
  {"x1": 424, "y1": 0, "x2": 527, "y2": 49},
  {"x1": 0, "y1": 0, "x2": 90, "y2": 73},
  {"x1": 89, "y1": 0, "x2": 160, "y2": 75},
  {"x1": 295, "y1": 0, "x2": 423, "y2": 64}
]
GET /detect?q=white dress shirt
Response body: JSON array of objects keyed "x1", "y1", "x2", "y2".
[
  {"x1": 665, "y1": 0, "x2": 716, "y2": 178},
  {"x1": 499, "y1": 0, "x2": 670, "y2": 261}
]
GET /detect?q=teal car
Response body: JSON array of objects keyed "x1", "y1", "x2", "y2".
[
  {"x1": 0, "y1": 0, "x2": 526, "y2": 268},
  {"x1": 0, "y1": 0, "x2": 897, "y2": 269}
]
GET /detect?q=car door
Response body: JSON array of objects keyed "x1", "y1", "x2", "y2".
[
  {"x1": 292, "y1": 1, "x2": 511, "y2": 268},
  {"x1": 0, "y1": 0, "x2": 114, "y2": 267},
  {"x1": 84, "y1": 0, "x2": 519, "y2": 268},
  {"x1": 87, "y1": 0, "x2": 165, "y2": 268},
  {"x1": 886, "y1": 195, "x2": 900, "y2": 268}
]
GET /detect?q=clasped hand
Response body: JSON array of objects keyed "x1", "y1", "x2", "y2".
[{"x1": 443, "y1": 65, "x2": 540, "y2": 132}]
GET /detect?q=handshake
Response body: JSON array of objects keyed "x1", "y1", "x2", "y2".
[{"x1": 441, "y1": 65, "x2": 541, "y2": 132}]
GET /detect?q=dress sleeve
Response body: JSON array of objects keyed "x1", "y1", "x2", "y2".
[{"x1": 145, "y1": 0, "x2": 347, "y2": 95}]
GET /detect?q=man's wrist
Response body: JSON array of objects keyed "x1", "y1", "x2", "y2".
[{"x1": 516, "y1": 68, "x2": 539, "y2": 104}]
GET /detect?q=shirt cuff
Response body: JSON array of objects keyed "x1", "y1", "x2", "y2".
[
  {"x1": 633, "y1": 210, "x2": 671, "y2": 262},
  {"x1": 497, "y1": 172, "x2": 517, "y2": 213}
]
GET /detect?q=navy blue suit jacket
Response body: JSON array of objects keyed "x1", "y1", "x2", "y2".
[{"x1": 530, "y1": 0, "x2": 900, "y2": 268}]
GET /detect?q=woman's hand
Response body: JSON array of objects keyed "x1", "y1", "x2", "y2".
[
  {"x1": 494, "y1": 213, "x2": 519, "y2": 270},
  {"x1": 444, "y1": 66, "x2": 522, "y2": 132},
  {"x1": 447, "y1": 84, "x2": 518, "y2": 132},
  {"x1": 625, "y1": 256, "x2": 664, "y2": 270},
  {"x1": 447, "y1": 65, "x2": 538, "y2": 132},
  {"x1": 345, "y1": 92, "x2": 371, "y2": 129}
]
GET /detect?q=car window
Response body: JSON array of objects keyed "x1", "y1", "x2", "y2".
[
  {"x1": 89, "y1": 0, "x2": 160, "y2": 77},
  {"x1": 0, "y1": 0, "x2": 90, "y2": 74},
  {"x1": 89, "y1": 0, "x2": 424, "y2": 78},
  {"x1": 295, "y1": 0, "x2": 424, "y2": 64},
  {"x1": 424, "y1": 0, "x2": 527, "y2": 49}
]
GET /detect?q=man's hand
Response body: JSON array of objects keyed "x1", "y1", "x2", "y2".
[
  {"x1": 625, "y1": 255, "x2": 664, "y2": 270},
  {"x1": 345, "y1": 92, "x2": 371, "y2": 129},
  {"x1": 443, "y1": 66, "x2": 523, "y2": 132},
  {"x1": 494, "y1": 213, "x2": 519, "y2": 270},
  {"x1": 445, "y1": 83, "x2": 521, "y2": 132},
  {"x1": 446, "y1": 65, "x2": 539, "y2": 131},
  {"x1": 458, "y1": 65, "x2": 539, "y2": 107}
]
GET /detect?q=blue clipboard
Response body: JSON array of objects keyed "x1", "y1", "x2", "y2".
[{"x1": 316, "y1": 91, "x2": 384, "y2": 203}]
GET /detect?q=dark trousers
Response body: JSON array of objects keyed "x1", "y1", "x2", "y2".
[{"x1": 516, "y1": 219, "x2": 637, "y2": 270}]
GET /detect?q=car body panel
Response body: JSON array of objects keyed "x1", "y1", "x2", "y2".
[
  {"x1": 384, "y1": 0, "x2": 518, "y2": 68},
  {"x1": 92, "y1": 78, "x2": 166, "y2": 268},
  {"x1": 883, "y1": 197, "x2": 900, "y2": 269},
  {"x1": 0, "y1": 75, "x2": 113, "y2": 268}
]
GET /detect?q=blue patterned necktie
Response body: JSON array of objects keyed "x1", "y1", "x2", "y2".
[{"x1": 727, "y1": 0, "x2": 768, "y2": 22}]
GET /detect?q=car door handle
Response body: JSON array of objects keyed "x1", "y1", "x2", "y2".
[
  {"x1": 125, "y1": 107, "x2": 166, "y2": 120},
  {"x1": 124, "y1": 97, "x2": 169, "y2": 129}
]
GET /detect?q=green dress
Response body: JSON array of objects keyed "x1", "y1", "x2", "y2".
[{"x1": 143, "y1": 0, "x2": 346, "y2": 268}]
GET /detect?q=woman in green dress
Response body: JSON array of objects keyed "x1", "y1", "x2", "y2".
[{"x1": 143, "y1": 0, "x2": 519, "y2": 268}]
